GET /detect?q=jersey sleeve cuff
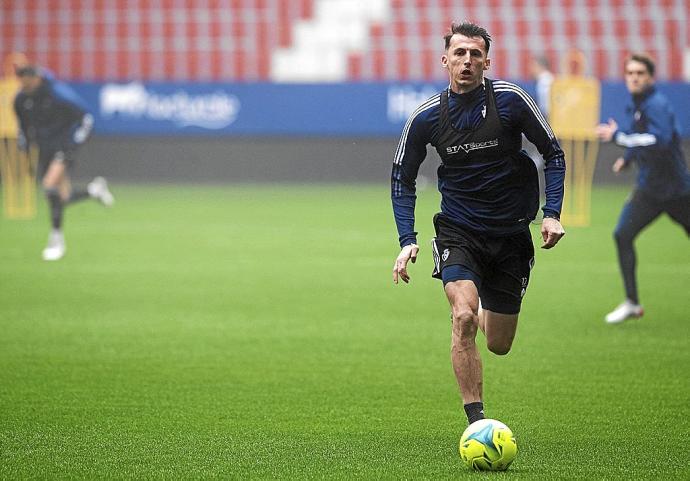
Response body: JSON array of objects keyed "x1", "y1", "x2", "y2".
[
  {"x1": 542, "y1": 208, "x2": 560, "y2": 220},
  {"x1": 399, "y1": 234, "x2": 418, "y2": 248}
]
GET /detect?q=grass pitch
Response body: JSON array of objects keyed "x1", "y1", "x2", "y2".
[{"x1": 1, "y1": 184, "x2": 689, "y2": 480}]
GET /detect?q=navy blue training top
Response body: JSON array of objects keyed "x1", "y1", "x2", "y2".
[
  {"x1": 614, "y1": 85, "x2": 690, "y2": 200},
  {"x1": 391, "y1": 79, "x2": 566, "y2": 248},
  {"x1": 14, "y1": 71, "x2": 90, "y2": 152}
]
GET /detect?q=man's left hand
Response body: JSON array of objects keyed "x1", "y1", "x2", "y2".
[
  {"x1": 541, "y1": 217, "x2": 565, "y2": 249},
  {"x1": 73, "y1": 114, "x2": 94, "y2": 144}
]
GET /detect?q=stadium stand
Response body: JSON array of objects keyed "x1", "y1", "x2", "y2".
[
  {"x1": 1, "y1": 0, "x2": 315, "y2": 81},
  {"x1": 0, "y1": 0, "x2": 687, "y2": 82},
  {"x1": 347, "y1": 0, "x2": 689, "y2": 81}
]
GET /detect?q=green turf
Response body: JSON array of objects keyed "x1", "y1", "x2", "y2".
[{"x1": 1, "y1": 184, "x2": 689, "y2": 480}]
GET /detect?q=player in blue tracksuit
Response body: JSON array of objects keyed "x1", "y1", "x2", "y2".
[
  {"x1": 596, "y1": 53, "x2": 690, "y2": 324},
  {"x1": 14, "y1": 65, "x2": 114, "y2": 261},
  {"x1": 391, "y1": 22, "x2": 566, "y2": 426}
]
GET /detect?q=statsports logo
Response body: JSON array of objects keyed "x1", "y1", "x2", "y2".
[{"x1": 446, "y1": 139, "x2": 499, "y2": 155}]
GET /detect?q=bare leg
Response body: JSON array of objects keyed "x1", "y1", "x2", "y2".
[
  {"x1": 41, "y1": 160, "x2": 68, "y2": 230},
  {"x1": 42, "y1": 160, "x2": 68, "y2": 192},
  {"x1": 445, "y1": 280, "x2": 482, "y2": 404},
  {"x1": 483, "y1": 310, "x2": 519, "y2": 356},
  {"x1": 477, "y1": 303, "x2": 486, "y2": 335}
]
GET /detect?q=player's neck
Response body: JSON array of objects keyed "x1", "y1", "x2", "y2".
[
  {"x1": 632, "y1": 84, "x2": 655, "y2": 102},
  {"x1": 451, "y1": 78, "x2": 484, "y2": 96},
  {"x1": 451, "y1": 77, "x2": 484, "y2": 95}
]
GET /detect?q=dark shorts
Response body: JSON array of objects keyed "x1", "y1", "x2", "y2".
[
  {"x1": 37, "y1": 146, "x2": 79, "y2": 180},
  {"x1": 431, "y1": 213, "x2": 535, "y2": 315}
]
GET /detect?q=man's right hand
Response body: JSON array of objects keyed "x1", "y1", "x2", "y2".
[{"x1": 393, "y1": 244, "x2": 419, "y2": 284}]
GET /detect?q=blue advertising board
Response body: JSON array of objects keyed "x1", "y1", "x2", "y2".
[{"x1": 72, "y1": 80, "x2": 690, "y2": 138}]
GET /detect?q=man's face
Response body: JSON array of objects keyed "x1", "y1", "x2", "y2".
[
  {"x1": 624, "y1": 60, "x2": 654, "y2": 95},
  {"x1": 441, "y1": 34, "x2": 490, "y2": 93},
  {"x1": 19, "y1": 75, "x2": 41, "y2": 94}
]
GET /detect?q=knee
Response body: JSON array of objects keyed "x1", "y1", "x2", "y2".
[
  {"x1": 613, "y1": 226, "x2": 634, "y2": 246},
  {"x1": 451, "y1": 307, "x2": 477, "y2": 338},
  {"x1": 43, "y1": 186, "x2": 60, "y2": 201},
  {"x1": 487, "y1": 339, "x2": 512, "y2": 356}
]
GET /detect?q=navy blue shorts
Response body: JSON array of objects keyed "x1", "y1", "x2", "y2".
[
  {"x1": 431, "y1": 213, "x2": 535, "y2": 315},
  {"x1": 37, "y1": 146, "x2": 79, "y2": 180}
]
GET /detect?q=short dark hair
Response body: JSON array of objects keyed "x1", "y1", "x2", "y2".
[
  {"x1": 15, "y1": 65, "x2": 38, "y2": 77},
  {"x1": 626, "y1": 53, "x2": 655, "y2": 77},
  {"x1": 444, "y1": 22, "x2": 492, "y2": 53}
]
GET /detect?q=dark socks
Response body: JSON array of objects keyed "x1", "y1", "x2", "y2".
[
  {"x1": 464, "y1": 401, "x2": 485, "y2": 425},
  {"x1": 615, "y1": 235, "x2": 639, "y2": 304},
  {"x1": 67, "y1": 188, "x2": 90, "y2": 204},
  {"x1": 44, "y1": 187, "x2": 63, "y2": 230},
  {"x1": 44, "y1": 187, "x2": 91, "y2": 230}
]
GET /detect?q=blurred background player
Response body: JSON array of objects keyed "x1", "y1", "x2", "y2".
[
  {"x1": 595, "y1": 53, "x2": 690, "y2": 324},
  {"x1": 13, "y1": 65, "x2": 114, "y2": 261},
  {"x1": 391, "y1": 22, "x2": 566, "y2": 426}
]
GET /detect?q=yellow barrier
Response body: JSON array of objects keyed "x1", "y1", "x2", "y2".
[
  {"x1": 549, "y1": 50, "x2": 601, "y2": 226},
  {"x1": 1, "y1": 138, "x2": 38, "y2": 219}
]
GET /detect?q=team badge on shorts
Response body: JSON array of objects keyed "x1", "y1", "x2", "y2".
[
  {"x1": 520, "y1": 276, "x2": 529, "y2": 298},
  {"x1": 442, "y1": 248, "x2": 450, "y2": 261}
]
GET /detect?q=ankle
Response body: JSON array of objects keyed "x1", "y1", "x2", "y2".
[{"x1": 464, "y1": 401, "x2": 485, "y2": 425}]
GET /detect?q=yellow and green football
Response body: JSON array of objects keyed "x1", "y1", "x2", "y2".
[{"x1": 459, "y1": 418, "x2": 517, "y2": 471}]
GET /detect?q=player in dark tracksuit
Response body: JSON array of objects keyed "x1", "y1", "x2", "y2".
[
  {"x1": 391, "y1": 22, "x2": 566, "y2": 426},
  {"x1": 14, "y1": 65, "x2": 113, "y2": 261},
  {"x1": 596, "y1": 53, "x2": 690, "y2": 323}
]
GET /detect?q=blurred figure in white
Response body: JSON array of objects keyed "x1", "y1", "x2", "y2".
[
  {"x1": 525, "y1": 55, "x2": 554, "y2": 212},
  {"x1": 530, "y1": 56, "x2": 554, "y2": 119}
]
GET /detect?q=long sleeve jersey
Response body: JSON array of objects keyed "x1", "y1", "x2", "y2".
[
  {"x1": 14, "y1": 73, "x2": 91, "y2": 152},
  {"x1": 614, "y1": 85, "x2": 690, "y2": 200},
  {"x1": 391, "y1": 79, "x2": 566, "y2": 248}
]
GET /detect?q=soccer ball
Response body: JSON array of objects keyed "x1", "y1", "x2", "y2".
[{"x1": 458, "y1": 419, "x2": 517, "y2": 471}]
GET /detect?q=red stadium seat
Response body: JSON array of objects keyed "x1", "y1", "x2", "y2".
[
  {"x1": 594, "y1": 49, "x2": 607, "y2": 80},
  {"x1": 209, "y1": 50, "x2": 223, "y2": 81},
  {"x1": 398, "y1": 49, "x2": 411, "y2": 80},
  {"x1": 589, "y1": 19, "x2": 604, "y2": 38},
  {"x1": 347, "y1": 53, "x2": 363, "y2": 81},
  {"x1": 421, "y1": 48, "x2": 436, "y2": 80},
  {"x1": 70, "y1": 51, "x2": 84, "y2": 80},
  {"x1": 419, "y1": 20, "x2": 433, "y2": 39},
  {"x1": 639, "y1": 19, "x2": 655, "y2": 39},
  {"x1": 540, "y1": 19, "x2": 554, "y2": 39},
  {"x1": 233, "y1": 51, "x2": 246, "y2": 80},
  {"x1": 372, "y1": 49, "x2": 386, "y2": 81},
  {"x1": 613, "y1": 19, "x2": 628, "y2": 40},
  {"x1": 141, "y1": 49, "x2": 153, "y2": 80},
  {"x1": 669, "y1": 48, "x2": 683, "y2": 78},
  {"x1": 564, "y1": 19, "x2": 579, "y2": 39},
  {"x1": 515, "y1": 19, "x2": 530, "y2": 39},
  {"x1": 394, "y1": 20, "x2": 407, "y2": 39},
  {"x1": 664, "y1": 19, "x2": 680, "y2": 46}
]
